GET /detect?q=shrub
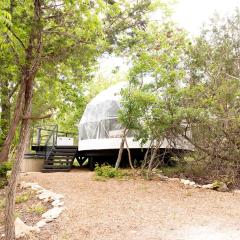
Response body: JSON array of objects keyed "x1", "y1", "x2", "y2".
[
  {"x1": 95, "y1": 164, "x2": 125, "y2": 178},
  {"x1": 0, "y1": 161, "x2": 12, "y2": 178},
  {"x1": 15, "y1": 191, "x2": 32, "y2": 204},
  {"x1": 28, "y1": 204, "x2": 46, "y2": 215},
  {"x1": 0, "y1": 178, "x2": 7, "y2": 189}
]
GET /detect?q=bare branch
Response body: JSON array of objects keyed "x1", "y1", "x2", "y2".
[{"x1": 22, "y1": 113, "x2": 52, "y2": 120}]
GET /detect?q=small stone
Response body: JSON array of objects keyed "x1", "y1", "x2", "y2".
[
  {"x1": 233, "y1": 189, "x2": 240, "y2": 194},
  {"x1": 52, "y1": 199, "x2": 64, "y2": 207},
  {"x1": 189, "y1": 181, "x2": 196, "y2": 186},
  {"x1": 42, "y1": 207, "x2": 63, "y2": 220},
  {"x1": 35, "y1": 220, "x2": 47, "y2": 228},
  {"x1": 216, "y1": 183, "x2": 229, "y2": 192},
  {"x1": 157, "y1": 174, "x2": 169, "y2": 181},
  {"x1": 45, "y1": 218, "x2": 54, "y2": 223},
  {"x1": 168, "y1": 178, "x2": 179, "y2": 181},
  {"x1": 183, "y1": 180, "x2": 191, "y2": 185},
  {"x1": 202, "y1": 184, "x2": 214, "y2": 189}
]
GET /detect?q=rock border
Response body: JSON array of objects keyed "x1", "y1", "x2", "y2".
[
  {"x1": 15, "y1": 182, "x2": 64, "y2": 239},
  {"x1": 157, "y1": 174, "x2": 240, "y2": 193}
]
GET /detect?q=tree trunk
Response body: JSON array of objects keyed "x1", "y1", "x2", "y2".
[
  {"x1": 4, "y1": 1, "x2": 42, "y2": 238},
  {"x1": 124, "y1": 136, "x2": 134, "y2": 169},
  {"x1": 4, "y1": 112, "x2": 32, "y2": 239},
  {"x1": 147, "y1": 140, "x2": 161, "y2": 180},
  {"x1": 115, "y1": 128, "x2": 128, "y2": 169},
  {"x1": 141, "y1": 139, "x2": 153, "y2": 173},
  {"x1": 0, "y1": 80, "x2": 26, "y2": 163},
  {"x1": 4, "y1": 69, "x2": 35, "y2": 240}
]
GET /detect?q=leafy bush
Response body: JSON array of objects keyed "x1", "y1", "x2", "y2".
[
  {"x1": 15, "y1": 191, "x2": 33, "y2": 204},
  {"x1": 0, "y1": 178, "x2": 7, "y2": 189},
  {"x1": 28, "y1": 203, "x2": 46, "y2": 215},
  {"x1": 95, "y1": 164, "x2": 125, "y2": 178},
  {"x1": 0, "y1": 161, "x2": 12, "y2": 178},
  {"x1": 0, "y1": 161, "x2": 12, "y2": 189}
]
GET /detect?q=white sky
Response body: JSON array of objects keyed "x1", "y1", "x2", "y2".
[
  {"x1": 98, "y1": 0, "x2": 240, "y2": 77},
  {"x1": 171, "y1": 0, "x2": 240, "y2": 35}
]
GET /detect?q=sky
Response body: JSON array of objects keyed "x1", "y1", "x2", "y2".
[
  {"x1": 98, "y1": 0, "x2": 240, "y2": 77},
  {"x1": 171, "y1": 0, "x2": 240, "y2": 35}
]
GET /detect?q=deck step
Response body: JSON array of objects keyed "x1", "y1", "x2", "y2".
[{"x1": 42, "y1": 145, "x2": 78, "y2": 172}]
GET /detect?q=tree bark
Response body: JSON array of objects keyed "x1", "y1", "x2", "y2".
[
  {"x1": 4, "y1": 100, "x2": 32, "y2": 239},
  {"x1": 141, "y1": 139, "x2": 153, "y2": 173},
  {"x1": 124, "y1": 136, "x2": 134, "y2": 169},
  {"x1": 0, "y1": 79, "x2": 26, "y2": 163},
  {"x1": 4, "y1": 1, "x2": 42, "y2": 238},
  {"x1": 147, "y1": 140, "x2": 161, "y2": 180},
  {"x1": 115, "y1": 128, "x2": 128, "y2": 169}
]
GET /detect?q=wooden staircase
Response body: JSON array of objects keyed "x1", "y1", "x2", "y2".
[{"x1": 42, "y1": 146, "x2": 78, "y2": 172}]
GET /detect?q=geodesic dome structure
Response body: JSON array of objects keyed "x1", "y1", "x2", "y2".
[{"x1": 78, "y1": 82, "x2": 128, "y2": 150}]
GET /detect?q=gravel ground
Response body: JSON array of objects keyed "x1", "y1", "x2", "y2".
[{"x1": 21, "y1": 170, "x2": 240, "y2": 240}]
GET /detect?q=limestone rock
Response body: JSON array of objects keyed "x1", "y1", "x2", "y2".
[
  {"x1": 35, "y1": 220, "x2": 47, "y2": 228},
  {"x1": 157, "y1": 174, "x2": 169, "y2": 181},
  {"x1": 202, "y1": 184, "x2": 214, "y2": 189},
  {"x1": 19, "y1": 181, "x2": 65, "y2": 236},
  {"x1": 216, "y1": 183, "x2": 229, "y2": 192},
  {"x1": 42, "y1": 207, "x2": 63, "y2": 221},
  {"x1": 15, "y1": 217, "x2": 34, "y2": 239},
  {"x1": 180, "y1": 179, "x2": 196, "y2": 186},
  {"x1": 168, "y1": 178, "x2": 179, "y2": 181}
]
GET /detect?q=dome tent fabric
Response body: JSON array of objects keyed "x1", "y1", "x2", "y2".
[{"x1": 78, "y1": 82, "x2": 127, "y2": 142}]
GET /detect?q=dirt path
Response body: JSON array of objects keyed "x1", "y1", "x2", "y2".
[{"x1": 21, "y1": 170, "x2": 240, "y2": 240}]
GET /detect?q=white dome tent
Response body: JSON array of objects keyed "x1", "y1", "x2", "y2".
[
  {"x1": 78, "y1": 82, "x2": 126, "y2": 148},
  {"x1": 78, "y1": 82, "x2": 191, "y2": 156}
]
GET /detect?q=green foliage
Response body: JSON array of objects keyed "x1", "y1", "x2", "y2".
[
  {"x1": 184, "y1": 11, "x2": 240, "y2": 181},
  {"x1": 119, "y1": 10, "x2": 240, "y2": 183},
  {"x1": 15, "y1": 191, "x2": 32, "y2": 204},
  {"x1": 0, "y1": 178, "x2": 7, "y2": 189},
  {"x1": 119, "y1": 21, "x2": 188, "y2": 145},
  {"x1": 0, "y1": 161, "x2": 12, "y2": 178},
  {"x1": 28, "y1": 203, "x2": 46, "y2": 215},
  {"x1": 0, "y1": 1, "x2": 12, "y2": 49},
  {"x1": 0, "y1": 0, "x2": 158, "y2": 141},
  {"x1": 94, "y1": 164, "x2": 126, "y2": 178}
]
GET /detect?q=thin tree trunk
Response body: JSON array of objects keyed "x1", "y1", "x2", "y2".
[
  {"x1": 4, "y1": 1, "x2": 42, "y2": 238},
  {"x1": 124, "y1": 136, "x2": 134, "y2": 169},
  {"x1": 141, "y1": 139, "x2": 153, "y2": 173},
  {"x1": 4, "y1": 68, "x2": 36, "y2": 240},
  {"x1": 147, "y1": 140, "x2": 161, "y2": 180},
  {"x1": 4, "y1": 111, "x2": 32, "y2": 239},
  {"x1": 115, "y1": 128, "x2": 128, "y2": 169},
  {"x1": 0, "y1": 80, "x2": 26, "y2": 163}
]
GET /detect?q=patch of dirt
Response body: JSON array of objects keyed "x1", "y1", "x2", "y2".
[
  {"x1": 20, "y1": 170, "x2": 240, "y2": 240},
  {"x1": 0, "y1": 184, "x2": 52, "y2": 239}
]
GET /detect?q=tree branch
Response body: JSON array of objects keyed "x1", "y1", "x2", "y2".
[
  {"x1": 7, "y1": 26, "x2": 26, "y2": 50},
  {"x1": 22, "y1": 113, "x2": 52, "y2": 120}
]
